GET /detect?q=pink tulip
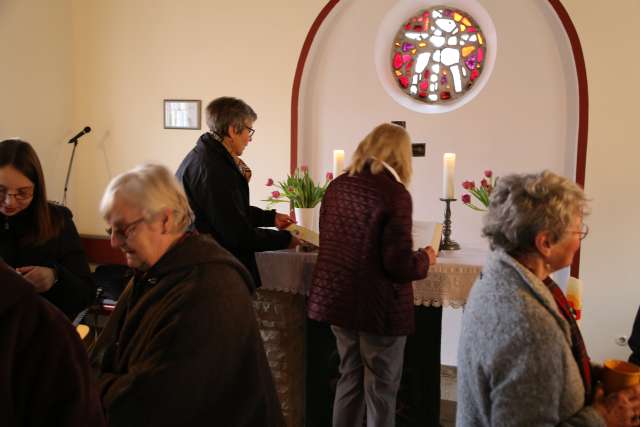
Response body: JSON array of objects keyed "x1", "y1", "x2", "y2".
[
  {"x1": 300, "y1": 165, "x2": 309, "y2": 173},
  {"x1": 271, "y1": 191, "x2": 281, "y2": 198},
  {"x1": 462, "y1": 180, "x2": 475, "y2": 190},
  {"x1": 462, "y1": 194, "x2": 471, "y2": 204},
  {"x1": 480, "y1": 179, "x2": 488, "y2": 188},
  {"x1": 326, "y1": 172, "x2": 334, "y2": 181},
  {"x1": 266, "y1": 178, "x2": 274, "y2": 186},
  {"x1": 484, "y1": 170, "x2": 493, "y2": 178}
]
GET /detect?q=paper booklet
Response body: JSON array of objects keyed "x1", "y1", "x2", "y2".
[
  {"x1": 412, "y1": 220, "x2": 443, "y2": 256},
  {"x1": 286, "y1": 224, "x2": 320, "y2": 247}
]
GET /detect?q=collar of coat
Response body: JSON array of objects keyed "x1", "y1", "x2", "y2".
[
  {"x1": 369, "y1": 157, "x2": 402, "y2": 185},
  {"x1": 133, "y1": 233, "x2": 247, "y2": 285},
  {"x1": 485, "y1": 249, "x2": 573, "y2": 345},
  {"x1": 199, "y1": 132, "x2": 250, "y2": 181}
]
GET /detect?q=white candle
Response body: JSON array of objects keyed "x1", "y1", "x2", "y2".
[
  {"x1": 442, "y1": 153, "x2": 456, "y2": 199},
  {"x1": 333, "y1": 149, "x2": 345, "y2": 177}
]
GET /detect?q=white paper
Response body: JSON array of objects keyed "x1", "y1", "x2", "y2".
[{"x1": 412, "y1": 220, "x2": 443, "y2": 256}]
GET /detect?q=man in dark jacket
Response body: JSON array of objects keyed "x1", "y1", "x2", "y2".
[
  {"x1": 176, "y1": 97, "x2": 296, "y2": 290},
  {"x1": 0, "y1": 260, "x2": 105, "y2": 426},
  {"x1": 91, "y1": 164, "x2": 284, "y2": 427}
]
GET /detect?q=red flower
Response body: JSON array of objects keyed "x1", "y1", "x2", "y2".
[
  {"x1": 484, "y1": 170, "x2": 493, "y2": 178},
  {"x1": 271, "y1": 191, "x2": 281, "y2": 198},
  {"x1": 462, "y1": 180, "x2": 476, "y2": 190},
  {"x1": 300, "y1": 165, "x2": 309, "y2": 173},
  {"x1": 462, "y1": 194, "x2": 471, "y2": 204},
  {"x1": 480, "y1": 179, "x2": 489, "y2": 188},
  {"x1": 326, "y1": 172, "x2": 334, "y2": 181},
  {"x1": 266, "y1": 178, "x2": 274, "y2": 186}
]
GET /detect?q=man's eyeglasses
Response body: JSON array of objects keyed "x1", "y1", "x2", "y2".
[
  {"x1": 0, "y1": 186, "x2": 34, "y2": 202},
  {"x1": 106, "y1": 217, "x2": 146, "y2": 241},
  {"x1": 569, "y1": 223, "x2": 589, "y2": 241},
  {"x1": 245, "y1": 126, "x2": 255, "y2": 138}
]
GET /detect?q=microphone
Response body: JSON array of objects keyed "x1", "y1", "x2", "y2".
[{"x1": 67, "y1": 126, "x2": 91, "y2": 144}]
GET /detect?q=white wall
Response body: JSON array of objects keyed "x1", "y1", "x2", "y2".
[
  {"x1": 67, "y1": 0, "x2": 326, "y2": 234},
  {"x1": 299, "y1": 0, "x2": 578, "y2": 252},
  {"x1": 563, "y1": 0, "x2": 640, "y2": 362},
  {"x1": 0, "y1": 0, "x2": 74, "y2": 200},
  {"x1": 299, "y1": 0, "x2": 580, "y2": 365}
]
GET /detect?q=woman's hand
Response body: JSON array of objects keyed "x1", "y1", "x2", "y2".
[
  {"x1": 16, "y1": 266, "x2": 57, "y2": 293},
  {"x1": 275, "y1": 213, "x2": 296, "y2": 230},
  {"x1": 422, "y1": 246, "x2": 437, "y2": 266},
  {"x1": 592, "y1": 384, "x2": 640, "y2": 427}
]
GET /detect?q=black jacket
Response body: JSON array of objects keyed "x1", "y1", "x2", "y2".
[
  {"x1": 0, "y1": 203, "x2": 95, "y2": 319},
  {"x1": 89, "y1": 234, "x2": 285, "y2": 427},
  {"x1": 630, "y1": 306, "x2": 640, "y2": 365},
  {"x1": 0, "y1": 261, "x2": 105, "y2": 426},
  {"x1": 176, "y1": 132, "x2": 291, "y2": 289}
]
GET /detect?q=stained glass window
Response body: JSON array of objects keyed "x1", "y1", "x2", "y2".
[{"x1": 391, "y1": 7, "x2": 486, "y2": 104}]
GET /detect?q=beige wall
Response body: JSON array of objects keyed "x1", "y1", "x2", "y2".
[
  {"x1": 300, "y1": 0, "x2": 578, "y2": 251},
  {"x1": 0, "y1": 0, "x2": 74, "y2": 200},
  {"x1": 563, "y1": 0, "x2": 640, "y2": 362},
  {"x1": 68, "y1": 0, "x2": 326, "y2": 233}
]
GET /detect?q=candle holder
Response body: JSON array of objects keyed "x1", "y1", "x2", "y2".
[{"x1": 439, "y1": 198, "x2": 460, "y2": 251}]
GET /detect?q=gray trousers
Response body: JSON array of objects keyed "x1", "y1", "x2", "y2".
[{"x1": 331, "y1": 325, "x2": 407, "y2": 427}]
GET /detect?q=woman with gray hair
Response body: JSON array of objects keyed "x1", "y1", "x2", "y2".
[
  {"x1": 89, "y1": 164, "x2": 285, "y2": 427},
  {"x1": 457, "y1": 170, "x2": 640, "y2": 427}
]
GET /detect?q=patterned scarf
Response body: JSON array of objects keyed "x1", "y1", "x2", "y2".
[
  {"x1": 543, "y1": 277, "x2": 592, "y2": 403},
  {"x1": 211, "y1": 131, "x2": 252, "y2": 182}
]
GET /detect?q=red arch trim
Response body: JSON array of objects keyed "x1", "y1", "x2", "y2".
[{"x1": 290, "y1": 0, "x2": 588, "y2": 276}]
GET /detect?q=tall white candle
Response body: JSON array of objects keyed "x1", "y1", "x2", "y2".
[
  {"x1": 442, "y1": 153, "x2": 456, "y2": 199},
  {"x1": 333, "y1": 150, "x2": 345, "y2": 177}
]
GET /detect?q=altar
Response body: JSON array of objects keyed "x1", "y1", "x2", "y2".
[{"x1": 253, "y1": 248, "x2": 485, "y2": 427}]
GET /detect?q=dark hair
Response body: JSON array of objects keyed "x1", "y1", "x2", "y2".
[
  {"x1": 0, "y1": 139, "x2": 61, "y2": 244},
  {"x1": 205, "y1": 97, "x2": 257, "y2": 137}
]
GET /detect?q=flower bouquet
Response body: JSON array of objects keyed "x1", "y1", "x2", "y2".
[
  {"x1": 461, "y1": 170, "x2": 496, "y2": 212},
  {"x1": 264, "y1": 166, "x2": 333, "y2": 209}
]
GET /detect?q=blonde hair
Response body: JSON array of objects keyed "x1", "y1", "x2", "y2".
[
  {"x1": 347, "y1": 123, "x2": 413, "y2": 185},
  {"x1": 100, "y1": 164, "x2": 193, "y2": 233}
]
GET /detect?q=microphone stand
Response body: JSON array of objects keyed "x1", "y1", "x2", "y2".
[{"x1": 62, "y1": 138, "x2": 80, "y2": 206}]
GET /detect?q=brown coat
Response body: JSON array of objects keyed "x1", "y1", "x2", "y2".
[
  {"x1": 0, "y1": 261, "x2": 105, "y2": 427},
  {"x1": 89, "y1": 234, "x2": 284, "y2": 427},
  {"x1": 307, "y1": 166, "x2": 429, "y2": 336}
]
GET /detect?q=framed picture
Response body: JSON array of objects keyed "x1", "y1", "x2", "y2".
[{"x1": 163, "y1": 99, "x2": 201, "y2": 130}]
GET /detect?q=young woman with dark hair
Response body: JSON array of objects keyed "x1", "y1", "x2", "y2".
[{"x1": 0, "y1": 139, "x2": 94, "y2": 319}]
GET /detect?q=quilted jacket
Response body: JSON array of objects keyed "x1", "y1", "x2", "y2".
[{"x1": 307, "y1": 164, "x2": 429, "y2": 336}]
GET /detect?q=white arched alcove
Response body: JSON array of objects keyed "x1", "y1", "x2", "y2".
[{"x1": 298, "y1": 0, "x2": 579, "y2": 365}]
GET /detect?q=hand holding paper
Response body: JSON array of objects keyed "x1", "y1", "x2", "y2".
[{"x1": 286, "y1": 224, "x2": 319, "y2": 247}]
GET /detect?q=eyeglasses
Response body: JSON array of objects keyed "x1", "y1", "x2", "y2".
[
  {"x1": 568, "y1": 223, "x2": 589, "y2": 241},
  {"x1": 0, "y1": 186, "x2": 34, "y2": 202},
  {"x1": 245, "y1": 126, "x2": 255, "y2": 138},
  {"x1": 106, "y1": 217, "x2": 146, "y2": 241}
]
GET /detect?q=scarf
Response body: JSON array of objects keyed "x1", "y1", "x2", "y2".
[
  {"x1": 212, "y1": 132, "x2": 252, "y2": 182},
  {"x1": 543, "y1": 277, "x2": 592, "y2": 403}
]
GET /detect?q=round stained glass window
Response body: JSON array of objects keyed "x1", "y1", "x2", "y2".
[{"x1": 391, "y1": 7, "x2": 486, "y2": 104}]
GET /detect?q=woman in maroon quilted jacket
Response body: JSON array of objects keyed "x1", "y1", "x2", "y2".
[{"x1": 308, "y1": 123, "x2": 437, "y2": 427}]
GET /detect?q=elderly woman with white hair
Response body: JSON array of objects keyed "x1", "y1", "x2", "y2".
[
  {"x1": 457, "y1": 170, "x2": 640, "y2": 427},
  {"x1": 89, "y1": 164, "x2": 284, "y2": 427}
]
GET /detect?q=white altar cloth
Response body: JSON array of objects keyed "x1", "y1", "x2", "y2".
[{"x1": 256, "y1": 247, "x2": 487, "y2": 308}]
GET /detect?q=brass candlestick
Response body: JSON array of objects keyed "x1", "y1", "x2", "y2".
[{"x1": 439, "y1": 198, "x2": 460, "y2": 251}]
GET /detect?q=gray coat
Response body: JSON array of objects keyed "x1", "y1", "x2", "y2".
[{"x1": 456, "y1": 250, "x2": 605, "y2": 427}]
